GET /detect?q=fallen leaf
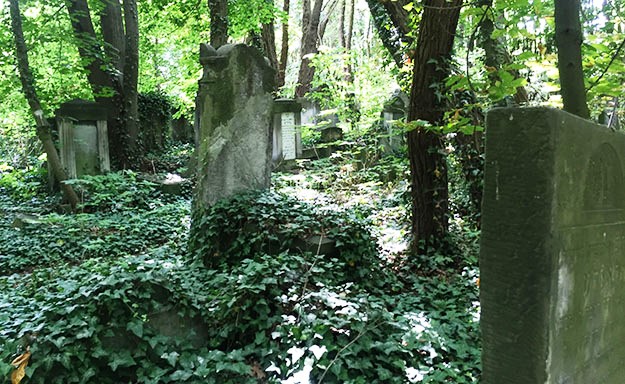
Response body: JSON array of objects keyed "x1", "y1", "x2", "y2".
[{"x1": 11, "y1": 349, "x2": 31, "y2": 384}]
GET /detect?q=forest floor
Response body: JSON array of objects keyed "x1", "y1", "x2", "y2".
[{"x1": 0, "y1": 147, "x2": 481, "y2": 383}]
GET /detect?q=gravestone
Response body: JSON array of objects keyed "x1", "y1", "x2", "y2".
[
  {"x1": 379, "y1": 90, "x2": 408, "y2": 154},
  {"x1": 193, "y1": 43, "x2": 275, "y2": 206},
  {"x1": 272, "y1": 98, "x2": 302, "y2": 162},
  {"x1": 299, "y1": 98, "x2": 320, "y2": 126},
  {"x1": 481, "y1": 107, "x2": 625, "y2": 384},
  {"x1": 56, "y1": 100, "x2": 110, "y2": 178}
]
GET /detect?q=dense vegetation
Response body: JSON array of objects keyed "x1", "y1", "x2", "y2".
[
  {"x1": 0, "y1": 148, "x2": 480, "y2": 383},
  {"x1": 1, "y1": 0, "x2": 623, "y2": 382}
]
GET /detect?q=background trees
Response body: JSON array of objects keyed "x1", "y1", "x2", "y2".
[{"x1": 1, "y1": 0, "x2": 625, "y2": 252}]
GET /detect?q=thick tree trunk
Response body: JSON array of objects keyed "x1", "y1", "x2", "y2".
[
  {"x1": 123, "y1": 0, "x2": 140, "y2": 156},
  {"x1": 261, "y1": 20, "x2": 279, "y2": 87},
  {"x1": 100, "y1": 0, "x2": 125, "y2": 75},
  {"x1": 365, "y1": 0, "x2": 405, "y2": 67},
  {"x1": 65, "y1": 0, "x2": 115, "y2": 96},
  {"x1": 66, "y1": 0, "x2": 140, "y2": 169},
  {"x1": 407, "y1": 0, "x2": 463, "y2": 252},
  {"x1": 555, "y1": 0, "x2": 590, "y2": 118},
  {"x1": 10, "y1": 0, "x2": 79, "y2": 209},
  {"x1": 295, "y1": 0, "x2": 324, "y2": 98},
  {"x1": 277, "y1": 0, "x2": 290, "y2": 89},
  {"x1": 209, "y1": 0, "x2": 229, "y2": 48}
]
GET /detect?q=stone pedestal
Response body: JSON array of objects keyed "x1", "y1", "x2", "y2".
[
  {"x1": 193, "y1": 43, "x2": 275, "y2": 207},
  {"x1": 56, "y1": 100, "x2": 110, "y2": 178}
]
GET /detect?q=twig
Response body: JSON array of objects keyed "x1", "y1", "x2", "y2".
[
  {"x1": 586, "y1": 36, "x2": 625, "y2": 93},
  {"x1": 465, "y1": 4, "x2": 492, "y2": 96},
  {"x1": 317, "y1": 320, "x2": 383, "y2": 383}
]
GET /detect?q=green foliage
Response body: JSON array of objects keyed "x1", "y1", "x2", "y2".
[
  {"x1": 0, "y1": 155, "x2": 48, "y2": 201},
  {"x1": 138, "y1": 91, "x2": 174, "y2": 154},
  {"x1": 65, "y1": 171, "x2": 162, "y2": 212},
  {"x1": 189, "y1": 190, "x2": 379, "y2": 280}
]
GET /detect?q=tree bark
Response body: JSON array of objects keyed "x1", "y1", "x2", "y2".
[
  {"x1": 555, "y1": 0, "x2": 590, "y2": 118},
  {"x1": 407, "y1": 0, "x2": 463, "y2": 252},
  {"x1": 66, "y1": 0, "x2": 140, "y2": 168},
  {"x1": 295, "y1": 0, "x2": 324, "y2": 98},
  {"x1": 261, "y1": 9, "x2": 279, "y2": 89},
  {"x1": 344, "y1": 0, "x2": 354, "y2": 83},
  {"x1": 209, "y1": 0, "x2": 229, "y2": 48},
  {"x1": 123, "y1": 0, "x2": 139, "y2": 155},
  {"x1": 277, "y1": 0, "x2": 290, "y2": 89},
  {"x1": 477, "y1": 1, "x2": 528, "y2": 104},
  {"x1": 9, "y1": 0, "x2": 80, "y2": 209},
  {"x1": 100, "y1": 0, "x2": 125, "y2": 75}
]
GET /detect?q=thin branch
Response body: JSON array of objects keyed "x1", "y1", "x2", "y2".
[
  {"x1": 586, "y1": 36, "x2": 625, "y2": 93},
  {"x1": 465, "y1": 5, "x2": 491, "y2": 95}
]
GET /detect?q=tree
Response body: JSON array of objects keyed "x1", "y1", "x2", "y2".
[
  {"x1": 209, "y1": 0, "x2": 229, "y2": 47},
  {"x1": 295, "y1": 0, "x2": 325, "y2": 98},
  {"x1": 555, "y1": 0, "x2": 590, "y2": 118},
  {"x1": 277, "y1": 0, "x2": 290, "y2": 88},
  {"x1": 9, "y1": 0, "x2": 80, "y2": 209},
  {"x1": 65, "y1": 0, "x2": 140, "y2": 168},
  {"x1": 407, "y1": 0, "x2": 463, "y2": 252}
]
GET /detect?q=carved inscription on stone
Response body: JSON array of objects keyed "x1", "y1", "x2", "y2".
[
  {"x1": 554, "y1": 225, "x2": 625, "y2": 383},
  {"x1": 583, "y1": 143, "x2": 625, "y2": 210},
  {"x1": 281, "y1": 112, "x2": 296, "y2": 160}
]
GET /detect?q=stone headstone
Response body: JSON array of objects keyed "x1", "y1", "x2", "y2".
[
  {"x1": 380, "y1": 90, "x2": 408, "y2": 154},
  {"x1": 299, "y1": 98, "x2": 320, "y2": 126},
  {"x1": 481, "y1": 107, "x2": 625, "y2": 384},
  {"x1": 272, "y1": 99, "x2": 302, "y2": 162},
  {"x1": 193, "y1": 43, "x2": 275, "y2": 206},
  {"x1": 320, "y1": 126, "x2": 343, "y2": 143},
  {"x1": 56, "y1": 100, "x2": 110, "y2": 178}
]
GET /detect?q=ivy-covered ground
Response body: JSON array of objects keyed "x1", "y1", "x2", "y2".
[{"x1": 0, "y1": 147, "x2": 480, "y2": 383}]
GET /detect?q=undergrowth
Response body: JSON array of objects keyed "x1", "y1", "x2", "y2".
[{"x1": 0, "y1": 149, "x2": 481, "y2": 383}]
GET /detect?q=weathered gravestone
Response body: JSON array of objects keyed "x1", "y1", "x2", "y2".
[
  {"x1": 481, "y1": 107, "x2": 625, "y2": 384},
  {"x1": 56, "y1": 100, "x2": 110, "y2": 178},
  {"x1": 193, "y1": 43, "x2": 275, "y2": 206},
  {"x1": 272, "y1": 98, "x2": 302, "y2": 162},
  {"x1": 379, "y1": 90, "x2": 408, "y2": 154}
]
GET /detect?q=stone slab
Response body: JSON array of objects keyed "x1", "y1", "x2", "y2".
[{"x1": 480, "y1": 107, "x2": 625, "y2": 383}]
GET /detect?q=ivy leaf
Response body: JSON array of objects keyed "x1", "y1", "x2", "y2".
[{"x1": 126, "y1": 319, "x2": 144, "y2": 338}]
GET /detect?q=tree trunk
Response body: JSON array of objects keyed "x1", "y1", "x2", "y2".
[
  {"x1": 407, "y1": 0, "x2": 463, "y2": 252},
  {"x1": 261, "y1": 16, "x2": 279, "y2": 88},
  {"x1": 100, "y1": 0, "x2": 125, "y2": 75},
  {"x1": 344, "y1": 0, "x2": 354, "y2": 83},
  {"x1": 65, "y1": 0, "x2": 141, "y2": 169},
  {"x1": 477, "y1": 1, "x2": 528, "y2": 104},
  {"x1": 209, "y1": 0, "x2": 229, "y2": 48},
  {"x1": 123, "y1": 0, "x2": 140, "y2": 156},
  {"x1": 9, "y1": 0, "x2": 80, "y2": 209},
  {"x1": 277, "y1": 0, "x2": 290, "y2": 89},
  {"x1": 365, "y1": 0, "x2": 405, "y2": 67},
  {"x1": 295, "y1": 0, "x2": 324, "y2": 98},
  {"x1": 555, "y1": 0, "x2": 590, "y2": 118}
]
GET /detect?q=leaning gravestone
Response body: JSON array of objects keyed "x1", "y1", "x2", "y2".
[
  {"x1": 193, "y1": 43, "x2": 275, "y2": 207},
  {"x1": 481, "y1": 107, "x2": 625, "y2": 383}
]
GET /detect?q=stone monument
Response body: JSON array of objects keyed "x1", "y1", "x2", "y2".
[
  {"x1": 193, "y1": 43, "x2": 275, "y2": 206},
  {"x1": 481, "y1": 107, "x2": 625, "y2": 383},
  {"x1": 272, "y1": 99, "x2": 302, "y2": 162},
  {"x1": 56, "y1": 100, "x2": 110, "y2": 178},
  {"x1": 379, "y1": 90, "x2": 408, "y2": 154}
]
